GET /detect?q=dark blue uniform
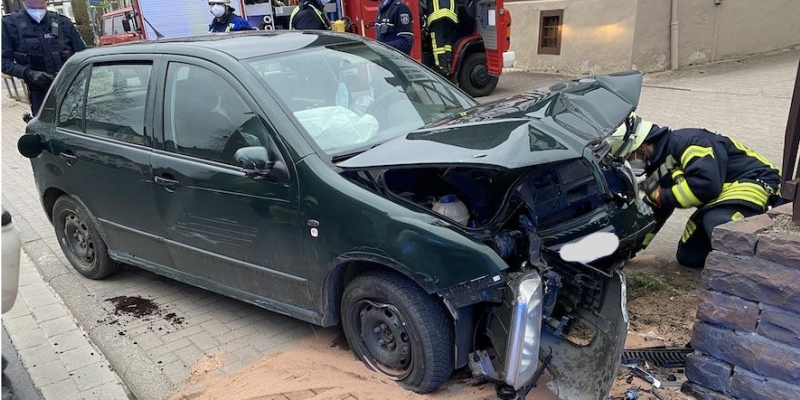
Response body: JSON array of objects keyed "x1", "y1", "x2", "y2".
[
  {"x1": 375, "y1": 0, "x2": 414, "y2": 55},
  {"x1": 289, "y1": 0, "x2": 331, "y2": 30},
  {"x1": 1, "y1": 10, "x2": 86, "y2": 114},
  {"x1": 644, "y1": 127, "x2": 781, "y2": 268},
  {"x1": 209, "y1": 12, "x2": 254, "y2": 33}
]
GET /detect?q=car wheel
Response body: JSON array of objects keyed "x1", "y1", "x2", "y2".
[
  {"x1": 457, "y1": 52, "x2": 499, "y2": 98},
  {"x1": 53, "y1": 196, "x2": 119, "y2": 280},
  {"x1": 341, "y1": 271, "x2": 453, "y2": 393}
]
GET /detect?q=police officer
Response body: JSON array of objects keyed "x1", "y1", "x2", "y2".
[
  {"x1": 620, "y1": 115, "x2": 781, "y2": 268},
  {"x1": 424, "y1": 0, "x2": 457, "y2": 74},
  {"x1": 289, "y1": 0, "x2": 331, "y2": 30},
  {"x1": 1, "y1": 0, "x2": 86, "y2": 115},
  {"x1": 208, "y1": 0, "x2": 254, "y2": 33},
  {"x1": 375, "y1": 0, "x2": 414, "y2": 55}
]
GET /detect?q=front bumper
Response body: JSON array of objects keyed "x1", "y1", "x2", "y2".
[{"x1": 481, "y1": 270, "x2": 629, "y2": 400}]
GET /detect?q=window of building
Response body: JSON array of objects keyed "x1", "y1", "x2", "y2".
[{"x1": 538, "y1": 10, "x2": 564, "y2": 55}]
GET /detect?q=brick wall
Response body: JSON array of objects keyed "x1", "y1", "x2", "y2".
[{"x1": 682, "y1": 204, "x2": 800, "y2": 400}]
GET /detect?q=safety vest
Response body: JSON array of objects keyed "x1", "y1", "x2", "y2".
[{"x1": 8, "y1": 11, "x2": 74, "y2": 75}]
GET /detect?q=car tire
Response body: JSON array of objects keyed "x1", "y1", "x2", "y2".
[
  {"x1": 341, "y1": 271, "x2": 453, "y2": 393},
  {"x1": 457, "y1": 52, "x2": 499, "y2": 98},
  {"x1": 53, "y1": 196, "x2": 119, "y2": 280}
]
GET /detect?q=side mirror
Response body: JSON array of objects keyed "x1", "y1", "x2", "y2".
[
  {"x1": 121, "y1": 18, "x2": 132, "y2": 33},
  {"x1": 234, "y1": 146, "x2": 290, "y2": 182},
  {"x1": 559, "y1": 232, "x2": 620, "y2": 264},
  {"x1": 18, "y1": 134, "x2": 44, "y2": 158}
]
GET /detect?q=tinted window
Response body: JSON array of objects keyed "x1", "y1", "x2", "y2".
[
  {"x1": 113, "y1": 16, "x2": 124, "y2": 35},
  {"x1": 84, "y1": 63, "x2": 151, "y2": 146},
  {"x1": 58, "y1": 67, "x2": 89, "y2": 131},
  {"x1": 103, "y1": 17, "x2": 112, "y2": 36},
  {"x1": 164, "y1": 63, "x2": 268, "y2": 165}
]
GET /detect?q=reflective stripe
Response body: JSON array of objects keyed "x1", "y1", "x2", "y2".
[
  {"x1": 427, "y1": 0, "x2": 458, "y2": 24},
  {"x1": 671, "y1": 180, "x2": 703, "y2": 208},
  {"x1": 681, "y1": 220, "x2": 697, "y2": 243},
  {"x1": 643, "y1": 232, "x2": 656, "y2": 247},
  {"x1": 707, "y1": 181, "x2": 770, "y2": 208},
  {"x1": 728, "y1": 137, "x2": 780, "y2": 172},
  {"x1": 731, "y1": 212, "x2": 745, "y2": 221},
  {"x1": 680, "y1": 145, "x2": 714, "y2": 168}
]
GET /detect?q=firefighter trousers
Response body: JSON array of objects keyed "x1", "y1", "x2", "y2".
[
  {"x1": 428, "y1": 19, "x2": 457, "y2": 74},
  {"x1": 648, "y1": 204, "x2": 760, "y2": 269}
]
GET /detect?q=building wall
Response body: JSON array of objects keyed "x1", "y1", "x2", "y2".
[
  {"x1": 509, "y1": 0, "x2": 800, "y2": 74},
  {"x1": 630, "y1": 0, "x2": 670, "y2": 72},
  {"x1": 505, "y1": 0, "x2": 637, "y2": 75}
]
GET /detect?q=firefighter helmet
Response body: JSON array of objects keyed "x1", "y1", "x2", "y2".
[{"x1": 608, "y1": 112, "x2": 654, "y2": 157}]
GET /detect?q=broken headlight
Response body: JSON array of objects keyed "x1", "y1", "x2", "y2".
[{"x1": 504, "y1": 272, "x2": 544, "y2": 389}]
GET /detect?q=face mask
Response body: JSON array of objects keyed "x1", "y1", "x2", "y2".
[
  {"x1": 26, "y1": 8, "x2": 47, "y2": 23},
  {"x1": 210, "y1": 5, "x2": 226, "y2": 18}
]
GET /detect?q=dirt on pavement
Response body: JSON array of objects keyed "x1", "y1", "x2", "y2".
[{"x1": 175, "y1": 253, "x2": 701, "y2": 400}]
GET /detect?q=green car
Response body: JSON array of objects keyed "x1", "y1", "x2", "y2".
[{"x1": 18, "y1": 31, "x2": 656, "y2": 400}]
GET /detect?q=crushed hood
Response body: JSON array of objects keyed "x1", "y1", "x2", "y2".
[{"x1": 338, "y1": 71, "x2": 643, "y2": 170}]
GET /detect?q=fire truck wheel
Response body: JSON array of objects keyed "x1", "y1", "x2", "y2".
[{"x1": 458, "y1": 52, "x2": 499, "y2": 97}]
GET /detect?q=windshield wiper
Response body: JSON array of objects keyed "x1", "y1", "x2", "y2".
[{"x1": 331, "y1": 150, "x2": 365, "y2": 163}]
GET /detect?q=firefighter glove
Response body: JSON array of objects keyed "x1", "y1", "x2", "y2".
[
  {"x1": 25, "y1": 70, "x2": 54, "y2": 89},
  {"x1": 646, "y1": 186, "x2": 665, "y2": 209}
]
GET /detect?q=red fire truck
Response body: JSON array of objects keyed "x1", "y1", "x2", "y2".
[{"x1": 338, "y1": 0, "x2": 512, "y2": 97}]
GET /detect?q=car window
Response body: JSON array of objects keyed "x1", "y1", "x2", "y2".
[
  {"x1": 164, "y1": 63, "x2": 269, "y2": 165},
  {"x1": 113, "y1": 16, "x2": 124, "y2": 35},
  {"x1": 58, "y1": 66, "x2": 89, "y2": 131},
  {"x1": 246, "y1": 41, "x2": 476, "y2": 156},
  {"x1": 84, "y1": 63, "x2": 152, "y2": 146},
  {"x1": 103, "y1": 17, "x2": 112, "y2": 36}
]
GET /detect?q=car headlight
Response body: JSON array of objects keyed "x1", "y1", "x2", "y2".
[{"x1": 504, "y1": 272, "x2": 543, "y2": 389}]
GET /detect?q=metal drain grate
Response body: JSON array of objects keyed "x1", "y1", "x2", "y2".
[{"x1": 622, "y1": 347, "x2": 693, "y2": 368}]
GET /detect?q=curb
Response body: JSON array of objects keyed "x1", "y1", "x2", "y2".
[{"x1": 18, "y1": 216, "x2": 174, "y2": 400}]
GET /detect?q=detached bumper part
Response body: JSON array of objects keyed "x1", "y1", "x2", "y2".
[{"x1": 503, "y1": 272, "x2": 544, "y2": 389}]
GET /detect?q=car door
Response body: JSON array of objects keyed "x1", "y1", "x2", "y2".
[
  {"x1": 150, "y1": 58, "x2": 311, "y2": 309},
  {"x1": 48, "y1": 55, "x2": 173, "y2": 267}
]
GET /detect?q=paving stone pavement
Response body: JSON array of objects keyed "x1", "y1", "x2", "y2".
[
  {"x1": 1, "y1": 46, "x2": 798, "y2": 400},
  {"x1": 2, "y1": 252, "x2": 131, "y2": 399}
]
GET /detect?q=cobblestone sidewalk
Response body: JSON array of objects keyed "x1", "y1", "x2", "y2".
[{"x1": 2, "y1": 252, "x2": 131, "y2": 399}]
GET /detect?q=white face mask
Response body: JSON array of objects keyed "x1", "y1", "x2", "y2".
[
  {"x1": 26, "y1": 8, "x2": 47, "y2": 23},
  {"x1": 210, "y1": 5, "x2": 227, "y2": 18}
]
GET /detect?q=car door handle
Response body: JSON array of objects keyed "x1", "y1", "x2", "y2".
[
  {"x1": 59, "y1": 151, "x2": 77, "y2": 166},
  {"x1": 154, "y1": 175, "x2": 181, "y2": 191}
]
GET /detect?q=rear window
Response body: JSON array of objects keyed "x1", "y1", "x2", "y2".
[{"x1": 57, "y1": 62, "x2": 153, "y2": 147}]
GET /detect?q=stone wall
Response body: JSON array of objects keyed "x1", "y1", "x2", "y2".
[{"x1": 682, "y1": 204, "x2": 800, "y2": 400}]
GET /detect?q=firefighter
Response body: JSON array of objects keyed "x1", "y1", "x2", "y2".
[
  {"x1": 208, "y1": 0, "x2": 254, "y2": 33},
  {"x1": 289, "y1": 0, "x2": 331, "y2": 30},
  {"x1": 375, "y1": 0, "x2": 414, "y2": 55},
  {"x1": 1, "y1": 0, "x2": 86, "y2": 115},
  {"x1": 622, "y1": 115, "x2": 781, "y2": 268},
  {"x1": 424, "y1": 0, "x2": 458, "y2": 74}
]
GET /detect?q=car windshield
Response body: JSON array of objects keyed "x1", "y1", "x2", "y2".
[{"x1": 246, "y1": 40, "x2": 477, "y2": 156}]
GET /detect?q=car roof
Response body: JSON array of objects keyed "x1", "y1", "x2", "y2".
[{"x1": 86, "y1": 31, "x2": 368, "y2": 60}]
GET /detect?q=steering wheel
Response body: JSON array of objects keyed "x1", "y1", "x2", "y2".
[{"x1": 363, "y1": 88, "x2": 408, "y2": 122}]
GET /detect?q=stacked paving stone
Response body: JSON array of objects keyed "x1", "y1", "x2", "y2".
[{"x1": 682, "y1": 204, "x2": 800, "y2": 400}]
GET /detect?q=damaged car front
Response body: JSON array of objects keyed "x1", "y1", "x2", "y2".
[{"x1": 336, "y1": 72, "x2": 656, "y2": 399}]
